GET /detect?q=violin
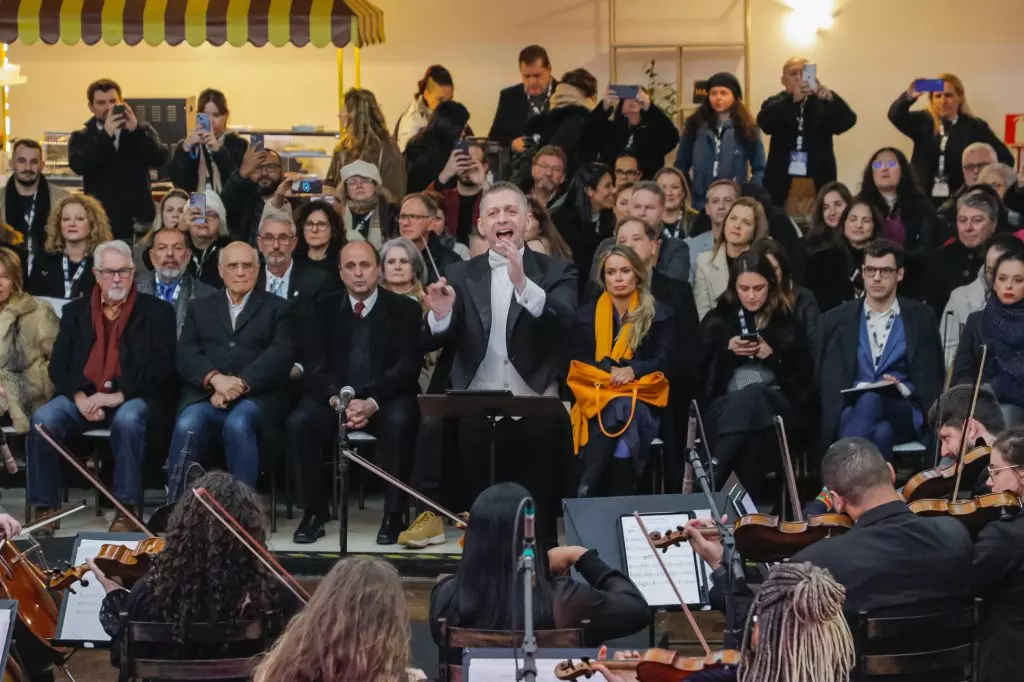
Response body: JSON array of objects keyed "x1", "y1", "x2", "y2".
[
  {"x1": 554, "y1": 649, "x2": 741, "y2": 682},
  {"x1": 901, "y1": 445, "x2": 990, "y2": 503},
  {"x1": 909, "y1": 492, "x2": 1022, "y2": 536},
  {"x1": 48, "y1": 537, "x2": 167, "y2": 591}
]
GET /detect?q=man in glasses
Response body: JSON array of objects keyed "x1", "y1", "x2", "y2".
[
  {"x1": 817, "y1": 239, "x2": 944, "y2": 462},
  {"x1": 136, "y1": 226, "x2": 215, "y2": 337},
  {"x1": 221, "y1": 146, "x2": 292, "y2": 245},
  {"x1": 28, "y1": 240, "x2": 177, "y2": 531},
  {"x1": 528, "y1": 145, "x2": 566, "y2": 208}
]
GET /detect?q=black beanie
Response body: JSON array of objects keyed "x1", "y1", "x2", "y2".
[{"x1": 707, "y1": 72, "x2": 743, "y2": 101}]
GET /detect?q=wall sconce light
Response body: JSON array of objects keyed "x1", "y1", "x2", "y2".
[{"x1": 783, "y1": 0, "x2": 835, "y2": 45}]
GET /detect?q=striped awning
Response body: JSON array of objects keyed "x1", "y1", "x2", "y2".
[{"x1": 0, "y1": 0, "x2": 385, "y2": 48}]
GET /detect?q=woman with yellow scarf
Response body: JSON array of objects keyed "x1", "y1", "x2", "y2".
[{"x1": 570, "y1": 245, "x2": 675, "y2": 497}]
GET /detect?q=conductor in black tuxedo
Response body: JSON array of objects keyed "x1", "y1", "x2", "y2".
[
  {"x1": 286, "y1": 241, "x2": 423, "y2": 544},
  {"x1": 423, "y1": 181, "x2": 578, "y2": 546},
  {"x1": 167, "y1": 241, "x2": 295, "y2": 489}
]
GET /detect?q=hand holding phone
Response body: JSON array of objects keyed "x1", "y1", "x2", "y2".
[
  {"x1": 802, "y1": 64, "x2": 818, "y2": 90},
  {"x1": 740, "y1": 332, "x2": 760, "y2": 343},
  {"x1": 196, "y1": 113, "x2": 211, "y2": 133},
  {"x1": 609, "y1": 85, "x2": 640, "y2": 101},
  {"x1": 249, "y1": 133, "x2": 265, "y2": 153},
  {"x1": 913, "y1": 78, "x2": 946, "y2": 94},
  {"x1": 189, "y1": 192, "x2": 207, "y2": 225}
]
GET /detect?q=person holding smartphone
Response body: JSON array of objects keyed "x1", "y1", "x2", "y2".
[{"x1": 170, "y1": 88, "x2": 248, "y2": 193}]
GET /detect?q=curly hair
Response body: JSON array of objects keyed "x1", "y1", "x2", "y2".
[
  {"x1": 43, "y1": 194, "x2": 113, "y2": 255},
  {"x1": 147, "y1": 471, "x2": 276, "y2": 644},
  {"x1": 253, "y1": 557, "x2": 410, "y2": 682},
  {"x1": 338, "y1": 88, "x2": 391, "y2": 160}
]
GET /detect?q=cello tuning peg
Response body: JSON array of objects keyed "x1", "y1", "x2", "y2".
[
  {"x1": 80, "y1": 579, "x2": 90, "y2": 587},
  {"x1": 67, "y1": 587, "x2": 76, "y2": 595}
]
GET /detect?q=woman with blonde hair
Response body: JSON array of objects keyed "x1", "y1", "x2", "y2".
[
  {"x1": 254, "y1": 557, "x2": 424, "y2": 682},
  {"x1": 26, "y1": 194, "x2": 112, "y2": 300},
  {"x1": 132, "y1": 188, "x2": 190, "y2": 273},
  {"x1": 655, "y1": 167, "x2": 698, "y2": 239},
  {"x1": 326, "y1": 88, "x2": 407, "y2": 199},
  {"x1": 571, "y1": 244, "x2": 677, "y2": 497},
  {"x1": 888, "y1": 72, "x2": 1012, "y2": 203},
  {"x1": 693, "y1": 196, "x2": 768, "y2": 318}
]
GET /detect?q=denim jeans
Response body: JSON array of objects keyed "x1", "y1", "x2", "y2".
[
  {"x1": 167, "y1": 399, "x2": 262, "y2": 488},
  {"x1": 27, "y1": 395, "x2": 149, "y2": 509}
]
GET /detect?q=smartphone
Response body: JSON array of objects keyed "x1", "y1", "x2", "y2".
[
  {"x1": 291, "y1": 177, "x2": 324, "y2": 195},
  {"x1": 609, "y1": 84, "x2": 639, "y2": 101},
  {"x1": 189, "y1": 192, "x2": 206, "y2": 224},
  {"x1": 112, "y1": 103, "x2": 126, "y2": 117},
  {"x1": 249, "y1": 133, "x2": 265, "y2": 153},
  {"x1": 195, "y1": 113, "x2": 211, "y2": 133},
  {"x1": 802, "y1": 63, "x2": 817, "y2": 90},
  {"x1": 740, "y1": 332, "x2": 760, "y2": 343},
  {"x1": 454, "y1": 140, "x2": 471, "y2": 154},
  {"x1": 914, "y1": 78, "x2": 946, "y2": 93}
]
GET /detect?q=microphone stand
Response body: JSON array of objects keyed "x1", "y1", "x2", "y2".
[
  {"x1": 688, "y1": 446, "x2": 743, "y2": 649},
  {"x1": 516, "y1": 502, "x2": 537, "y2": 682},
  {"x1": 336, "y1": 397, "x2": 351, "y2": 554},
  {"x1": 692, "y1": 400, "x2": 716, "y2": 490}
]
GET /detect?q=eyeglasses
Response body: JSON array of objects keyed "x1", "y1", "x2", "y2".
[
  {"x1": 534, "y1": 162, "x2": 563, "y2": 174},
  {"x1": 304, "y1": 220, "x2": 332, "y2": 232},
  {"x1": 258, "y1": 234, "x2": 295, "y2": 246},
  {"x1": 862, "y1": 265, "x2": 899, "y2": 279},
  {"x1": 399, "y1": 213, "x2": 431, "y2": 222},
  {"x1": 255, "y1": 164, "x2": 280, "y2": 174},
  {"x1": 987, "y1": 463, "x2": 1022, "y2": 476},
  {"x1": 96, "y1": 267, "x2": 134, "y2": 279},
  {"x1": 963, "y1": 163, "x2": 990, "y2": 174},
  {"x1": 871, "y1": 160, "x2": 898, "y2": 170},
  {"x1": 223, "y1": 262, "x2": 257, "y2": 272},
  {"x1": 615, "y1": 169, "x2": 641, "y2": 178},
  {"x1": 345, "y1": 177, "x2": 372, "y2": 187}
]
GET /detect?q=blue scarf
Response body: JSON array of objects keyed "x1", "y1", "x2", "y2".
[{"x1": 981, "y1": 296, "x2": 1024, "y2": 407}]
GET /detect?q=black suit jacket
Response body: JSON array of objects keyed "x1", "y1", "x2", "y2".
[
  {"x1": 68, "y1": 118, "x2": 167, "y2": 241},
  {"x1": 817, "y1": 297, "x2": 943, "y2": 454},
  {"x1": 176, "y1": 289, "x2": 295, "y2": 419},
  {"x1": 426, "y1": 249, "x2": 577, "y2": 393},
  {"x1": 256, "y1": 260, "x2": 335, "y2": 313},
  {"x1": 304, "y1": 288, "x2": 422, "y2": 405},
  {"x1": 50, "y1": 292, "x2": 177, "y2": 403},
  {"x1": 488, "y1": 81, "x2": 558, "y2": 145},
  {"x1": 973, "y1": 511, "x2": 1024, "y2": 682}
]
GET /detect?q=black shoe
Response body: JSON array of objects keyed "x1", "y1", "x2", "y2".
[
  {"x1": 376, "y1": 513, "x2": 407, "y2": 545},
  {"x1": 293, "y1": 511, "x2": 327, "y2": 544}
]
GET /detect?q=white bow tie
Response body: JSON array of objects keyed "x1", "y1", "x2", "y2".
[{"x1": 488, "y1": 250, "x2": 509, "y2": 270}]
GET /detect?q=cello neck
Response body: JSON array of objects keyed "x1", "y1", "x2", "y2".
[
  {"x1": 951, "y1": 344, "x2": 988, "y2": 501},
  {"x1": 773, "y1": 417, "x2": 804, "y2": 522}
]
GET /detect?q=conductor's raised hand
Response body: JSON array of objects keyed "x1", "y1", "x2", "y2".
[
  {"x1": 492, "y1": 240, "x2": 526, "y2": 292},
  {"x1": 425, "y1": 277, "x2": 456, "y2": 320}
]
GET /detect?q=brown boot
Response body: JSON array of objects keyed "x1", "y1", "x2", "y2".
[
  {"x1": 31, "y1": 508, "x2": 58, "y2": 537},
  {"x1": 108, "y1": 515, "x2": 135, "y2": 533}
]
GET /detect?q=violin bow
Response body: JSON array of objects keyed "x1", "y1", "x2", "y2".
[
  {"x1": 34, "y1": 424, "x2": 154, "y2": 538},
  {"x1": 632, "y1": 512, "x2": 712, "y2": 657},
  {"x1": 951, "y1": 344, "x2": 988, "y2": 502},
  {"x1": 191, "y1": 488, "x2": 310, "y2": 604},
  {"x1": 773, "y1": 417, "x2": 804, "y2": 523}
]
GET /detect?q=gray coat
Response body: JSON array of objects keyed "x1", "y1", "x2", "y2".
[{"x1": 136, "y1": 273, "x2": 216, "y2": 337}]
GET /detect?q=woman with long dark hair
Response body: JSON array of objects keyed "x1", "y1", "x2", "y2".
[
  {"x1": 171, "y1": 89, "x2": 248, "y2": 193},
  {"x1": 429, "y1": 482, "x2": 648, "y2": 659},
  {"x1": 526, "y1": 196, "x2": 573, "y2": 259},
  {"x1": 805, "y1": 198, "x2": 884, "y2": 312},
  {"x1": 326, "y1": 88, "x2": 406, "y2": 199},
  {"x1": 404, "y1": 100, "x2": 471, "y2": 193},
  {"x1": 294, "y1": 199, "x2": 346, "y2": 282},
  {"x1": 750, "y1": 238, "x2": 821, "y2": 362},
  {"x1": 553, "y1": 162, "x2": 616, "y2": 297},
  {"x1": 698, "y1": 251, "x2": 815, "y2": 496},
  {"x1": 396, "y1": 65, "x2": 454, "y2": 152},
  {"x1": 806, "y1": 181, "x2": 853, "y2": 251},
  {"x1": 858, "y1": 147, "x2": 939, "y2": 251},
  {"x1": 675, "y1": 72, "x2": 765, "y2": 211}
]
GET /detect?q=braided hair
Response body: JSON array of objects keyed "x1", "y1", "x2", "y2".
[{"x1": 739, "y1": 562, "x2": 854, "y2": 682}]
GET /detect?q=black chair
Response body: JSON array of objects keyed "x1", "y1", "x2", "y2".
[
  {"x1": 853, "y1": 598, "x2": 978, "y2": 682},
  {"x1": 437, "y1": 619, "x2": 584, "y2": 682},
  {"x1": 121, "y1": 618, "x2": 271, "y2": 681}
]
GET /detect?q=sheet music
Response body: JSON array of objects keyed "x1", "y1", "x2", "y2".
[
  {"x1": 467, "y1": 657, "x2": 571, "y2": 682},
  {"x1": 57, "y1": 538, "x2": 140, "y2": 643},
  {"x1": 620, "y1": 513, "x2": 707, "y2": 607}
]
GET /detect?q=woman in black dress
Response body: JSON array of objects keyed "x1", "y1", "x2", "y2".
[
  {"x1": 805, "y1": 198, "x2": 883, "y2": 313},
  {"x1": 26, "y1": 194, "x2": 112, "y2": 300}
]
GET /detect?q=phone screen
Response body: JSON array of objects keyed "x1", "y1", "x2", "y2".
[
  {"x1": 914, "y1": 78, "x2": 946, "y2": 93},
  {"x1": 189, "y1": 192, "x2": 206, "y2": 224},
  {"x1": 740, "y1": 333, "x2": 760, "y2": 343},
  {"x1": 250, "y1": 134, "x2": 265, "y2": 153},
  {"x1": 112, "y1": 104, "x2": 126, "y2": 117},
  {"x1": 196, "y1": 113, "x2": 211, "y2": 132},
  {"x1": 802, "y1": 64, "x2": 817, "y2": 89},
  {"x1": 609, "y1": 85, "x2": 639, "y2": 100}
]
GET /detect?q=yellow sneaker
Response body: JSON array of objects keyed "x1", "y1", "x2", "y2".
[{"x1": 397, "y1": 511, "x2": 446, "y2": 549}]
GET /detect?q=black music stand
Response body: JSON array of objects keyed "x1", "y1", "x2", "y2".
[{"x1": 418, "y1": 391, "x2": 566, "y2": 486}]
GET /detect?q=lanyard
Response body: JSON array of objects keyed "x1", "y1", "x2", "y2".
[
  {"x1": 354, "y1": 211, "x2": 374, "y2": 238},
  {"x1": 191, "y1": 243, "x2": 218, "y2": 275},
  {"x1": 795, "y1": 100, "x2": 807, "y2": 152},
  {"x1": 712, "y1": 125, "x2": 724, "y2": 178},
  {"x1": 664, "y1": 215, "x2": 684, "y2": 239},
  {"x1": 23, "y1": 193, "x2": 37, "y2": 273},
  {"x1": 527, "y1": 81, "x2": 553, "y2": 117},
  {"x1": 738, "y1": 307, "x2": 754, "y2": 336},
  {"x1": 156, "y1": 277, "x2": 182, "y2": 303},
  {"x1": 936, "y1": 120, "x2": 954, "y2": 181},
  {"x1": 62, "y1": 255, "x2": 85, "y2": 299}
]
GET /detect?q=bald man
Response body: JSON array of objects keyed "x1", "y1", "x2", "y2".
[
  {"x1": 168, "y1": 241, "x2": 296, "y2": 490},
  {"x1": 287, "y1": 241, "x2": 423, "y2": 544}
]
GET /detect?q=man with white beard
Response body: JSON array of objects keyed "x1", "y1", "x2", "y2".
[
  {"x1": 137, "y1": 227, "x2": 215, "y2": 336},
  {"x1": 27, "y1": 240, "x2": 178, "y2": 531}
]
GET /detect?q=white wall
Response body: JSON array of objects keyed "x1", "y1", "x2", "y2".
[{"x1": 7, "y1": 0, "x2": 1024, "y2": 188}]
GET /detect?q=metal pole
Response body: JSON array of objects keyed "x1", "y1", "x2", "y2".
[
  {"x1": 354, "y1": 46, "x2": 362, "y2": 88},
  {"x1": 743, "y1": 0, "x2": 752, "y2": 103},
  {"x1": 337, "y1": 46, "x2": 345, "y2": 113}
]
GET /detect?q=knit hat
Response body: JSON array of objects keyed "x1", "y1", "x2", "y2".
[
  {"x1": 707, "y1": 72, "x2": 743, "y2": 101},
  {"x1": 339, "y1": 160, "x2": 383, "y2": 186},
  {"x1": 204, "y1": 190, "x2": 229, "y2": 235}
]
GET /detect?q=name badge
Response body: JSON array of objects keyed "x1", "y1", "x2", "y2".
[
  {"x1": 932, "y1": 179, "x2": 951, "y2": 198},
  {"x1": 788, "y1": 151, "x2": 809, "y2": 177}
]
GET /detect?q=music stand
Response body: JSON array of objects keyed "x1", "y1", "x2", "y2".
[{"x1": 418, "y1": 392, "x2": 566, "y2": 486}]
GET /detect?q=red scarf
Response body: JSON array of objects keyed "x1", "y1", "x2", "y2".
[{"x1": 83, "y1": 284, "x2": 138, "y2": 393}]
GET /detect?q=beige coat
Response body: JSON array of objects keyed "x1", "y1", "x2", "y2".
[
  {"x1": 694, "y1": 247, "x2": 730, "y2": 320},
  {"x1": 0, "y1": 294, "x2": 59, "y2": 432}
]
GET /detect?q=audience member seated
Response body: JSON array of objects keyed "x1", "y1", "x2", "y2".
[
  {"x1": 818, "y1": 240, "x2": 943, "y2": 462},
  {"x1": 488, "y1": 45, "x2": 556, "y2": 151},
  {"x1": 436, "y1": 142, "x2": 486, "y2": 245},
  {"x1": 183, "y1": 190, "x2": 232, "y2": 290},
  {"x1": 954, "y1": 249, "x2": 1024, "y2": 416},
  {"x1": 422, "y1": 190, "x2": 469, "y2": 261},
  {"x1": 694, "y1": 197, "x2": 768, "y2": 319},
  {"x1": 927, "y1": 188, "x2": 1001, "y2": 316},
  {"x1": 397, "y1": 193, "x2": 461, "y2": 286},
  {"x1": 1, "y1": 138, "x2": 69, "y2": 268},
  {"x1": 553, "y1": 162, "x2": 615, "y2": 296},
  {"x1": 524, "y1": 68, "x2": 598, "y2": 177},
  {"x1": 526, "y1": 196, "x2": 573, "y2": 259},
  {"x1": 979, "y1": 163, "x2": 1023, "y2": 229},
  {"x1": 626, "y1": 181, "x2": 690, "y2": 283},
  {"x1": 758, "y1": 57, "x2": 857, "y2": 216},
  {"x1": 337, "y1": 160, "x2": 398, "y2": 249},
  {"x1": 698, "y1": 251, "x2": 814, "y2": 494},
  {"x1": 381, "y1": 237, "x2": 427, "y2": 303},
  {"x1": 888, "y1": 73, "x2": 1013, "y2": 205},
  {"x1": 137, "y1": 227, "x2": 215, "y2": 337},
  {"x1": 168, "y1": 242, "x2": 294, "y2": 488},
  {"x1": 859, "y1": 147, "x2": 939, "y2": 251},
  {"x1": 942, "y1": 233, "x2": 1023, "y2": 366},
  {"x1": 26, "y1": 195, "x2": 112, "y2": 301},
  {"x1": 28, "y1": 241, "x2": 176, "y2": 528},
  {"x1": 404, "y1": 100, "x2": 471, "y2": 194},
  {"x1": 675, "y1": 72, "x2": 765, "y2": 212},
  {"x1": 68, "y1": 79, "x2": 166, "y2": 241},
  {"x1": 936, "y1": 142, "x2": 1003, "y2": 235},
  {"x1": 396, "y1": 65, "x2": 454, "y2": 152},
  {"x1": 256, "y1": 211, "x2": 334, "y2": 316},
  {"x1": 655, "y1": 167, "x2": 697, "y2": 239},
  {"x1": 571, "y1": 245, "x2": 676, "y2": 497},
  {"x1": 0, "y1": 248, "x2": 59, "y2": 434},
  {"x1": 805, "y1": 198, "x2": 883, "y2": 312},
  {"x1": 684, "y1": 179, "x2": 740, "y2": 282},
  {"x1": 741, "y1": 183, "x2": 806, "y2": 280},
  {"x1": 527, "y1": 145, "x2": 568, "y2": 208},
  {"x1": 254, "y1": 557, "x2": 423, "y2": 682},
  {"x1": 132, "y1": 189, "x2": 189, "y2": 274},
  {"x1": 288, "y1": 241, "x2": 421, "y2": 544},
  {"x1": 293, "y1": 199, "x2": 346, "y2": 283},
  {"x1": 325, "y1": 88, "x2": 406, "y2": 198},
  {"x1": 972, "y1": 427, "x2": 1024, "y2": 682},
  {"x1": 806, "y1": 181, "x2": 852, "y2": 252},
  {"x1": 90, "y1": 471, "x2": 301, "y2": 679},
  {"x1": 613, "y1": 154, "x2": 641, "y2": 188},
  {"x1": 170, "y1": 88, "x2": 247, "y2": 194},
  {"x1": 751, "y1": 238, "x2": 821, "y2": 361},
  {"x1": 612, "y1": 181, "x2": 635, "y2": 221},
  {"x1": 579, "y1": 86, "x2": 678, "y2": 181},
  {"x1": 219, "y1": 147, "x2": 287, "y2": 245},
  {"x1": 430, "y1": 482, "x2": 649, "y2": 657}
]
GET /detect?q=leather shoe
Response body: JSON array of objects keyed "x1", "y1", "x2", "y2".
[
  {"x1": 376, "y1": 513, "x2": 407, "y2": 545},
  {"x1": 293, "y1": 512, "x2": 327, "y2": 544}
]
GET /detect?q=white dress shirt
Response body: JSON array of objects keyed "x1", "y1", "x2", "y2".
[
  {"x1": 860, "y1": 298, "x2": 911, "y2": 398},
  {"x1": 350, "y1": 287, "x2": 379, "y2": 317},
  {"x1": 265, "y1": 260, "x2": 294, "y2": 299},
  {"x1": 226, "y1": 290, "x2": 252, "y2": 329}
]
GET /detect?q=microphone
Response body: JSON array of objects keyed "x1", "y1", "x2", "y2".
[
  {"x1": 338, "y1": 386, "x2": 355, "y2": 412},
  {"x1": 686, "y1": 402, "x2": 697, "y2": 453},
  {"x1": 522, "y1": 498, "x2": 535, "y2": 551}
]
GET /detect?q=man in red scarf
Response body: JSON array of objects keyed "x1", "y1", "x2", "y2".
[{"x1": 28, "y1": 240, "x2": 177, "y2": 531}]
